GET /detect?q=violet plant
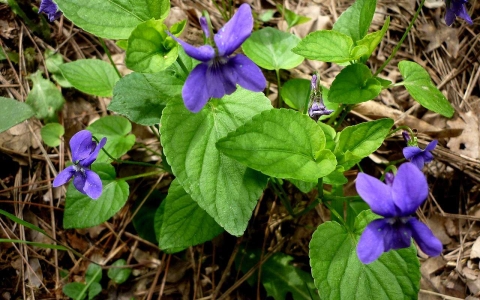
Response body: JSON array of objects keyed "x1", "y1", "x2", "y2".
[{"x1": 4, "y1": 0, "x2": 475, "y2": 298}]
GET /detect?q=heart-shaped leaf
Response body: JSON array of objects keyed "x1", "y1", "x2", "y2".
[{"x1": 160, "y1": 88, "x2": 271, "y2": 236}]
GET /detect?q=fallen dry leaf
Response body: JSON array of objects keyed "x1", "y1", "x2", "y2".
[{"x1": 447, "y1": 111, "x2": 480, "y2": 159}]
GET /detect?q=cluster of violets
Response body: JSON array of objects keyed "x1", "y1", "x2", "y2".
[{"x1": 46, "y1": 1, "x2": 453, "y2": 265}]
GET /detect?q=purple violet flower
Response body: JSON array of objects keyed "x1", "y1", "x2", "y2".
[
  {"x1": 308, "y1": 74, "x2": 333, "y2": 121},
  {"x1": 39, "y1": 0, "x2": 62, "y2": 22},
  {"x1": 169, "y1": 3, "x2": 266, "y2": 113},
  {"x1": 403, "y1": 140, "x2": 438, "y2": 170},
  {"x1": 445, "y1": 0, "x2": 473, "y2": 26},
  {"x1": 356, "y1": 162, "x2": 443, "y2": 264},
  {"x1": 53, "y1": 130, "x2": 107, "y2": 199}
]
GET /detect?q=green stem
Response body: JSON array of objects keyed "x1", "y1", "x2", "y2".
[
  {"x1": 373, "y1": 0, "x2": 426, "y2": 76},
  {"x1": 135, "y1": 143, "x2": 163, "y2": 157},
  {"x1": 334, "y1": 105, "x2": 352, "y2": 131},
  {"x1": 176, "y1": 54, "x2": 189, "y2": 76},
  {"x1": 270, "y1": 178, "x2": 295, "y2": 216},
  {"x1": 114, "y1": 159, "x2": 164, "y2": 169},
  {"x1": 326, "y1": 104, "x2": 344, "y2": 126},
  {"x1": 120, "y1": 171, "x2": 164, "y2": 181},
  {"x1": 387, "y1": 125, "x2": 411, "y2": 138},
  {"x1": 291, "y1": 178, "x2": 324, "y2": 217},
  {"x1": 317, "y1": 178, "x2": 324, "y2": 199},
  {"x1": 149, "y1": 125, "x2": 161, "y2": 141},
  {"x1": 99, "y1": 38, "x2": 121, "y2": 79},
  {"x1": 324, "y1": 202, "x2": 347, "y2": 226},
  {"x1": 92, "y1": 136, "x2": 164, "y2": 170},
  {"x1": 275, "y1": 69, "x2": 283, "y2": 108}
]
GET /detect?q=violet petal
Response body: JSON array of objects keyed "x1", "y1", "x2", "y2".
[
  {"x1": 356, "y1": 173, "x2": 396, "y2": 218},
  {"x1": 403, "y1": 146, "x2": 422, "y2": 160},
  {"x1": 423, "y1": 151, "x2": 434, "y2": 164},
  {"x1": 81, "y1": 137, "x2": 107, "y2": 167},
  {"x1": 52, "y1": 165, "x2": 76, "y2": 187},
  {"x1": 200, "y1": 17, "x2": 210, "y2": 38},
  {"x1": 39, "y1": 0, "x2": 61, "y2": 21},
  {"x1": 383, "y1": 222, "x2": 412, "y2": 251},
  {"x1": 214, "y1": 3, "x2": 253, "y2": 57},
  {"x1": 408, "y1": 218, "x2": 443, "y2": 256},
  {"x1": 182, "y1": 63, "x2": 210, "y2": 113},
  {"x1": 445, "y1": 9, "x2": 456, "y2": 26},
  {"x1": 391, "y1": 163, "x2": 428, "y2": 216},
  {"x1": 409, "y1": 155, "x2": 426, "y2": 170},
  {"x1": 168, "y1": 33, "x2": 215, "y2": 62},
  {"x1": 357, "y1": 219, "x2": 387, "y2": 264},
  {"x1": 228, "y1": 54, "x2": 266, "y2": 92},
  {"x1": 70, "y1": 130, "x2": 96, "y2": 162},
  {"x1": 206, "y1": 61, "x2": 237, "y2": 98},
  {"x1": 83, "y1": 169, "x2": 103, "y2": 200},
  {"x1": 457, "y1": 4, "x2": 473, "y2": 24},
  {"x1": 425, "y1": 140, "x2": 438, "y2": 151},
  {"x1": 73, "y1": 172, "x2": 87, "y2": 195}
]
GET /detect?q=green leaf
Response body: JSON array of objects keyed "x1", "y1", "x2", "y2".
[
  {"x1": 88, "y1": 283, "x2": 102, "y2": 300},
  {"x1": 280, "y1": 78, "x2": 310, "y2": 111},
  {"x1": 277, "y1": 4, "x2": 311, "y2": 29},
  {"x1": 59, "y1": 59, "x2": 119, "y2": 97},
  {"x1": 45, "y1": 49, "x2": 72, "y2": 87},
  {"x1": 349, "y1": 45, "x2": 369, "y2": 61},
  {"x1": 323, "y1": 168, "x2": 348, "y2": 185},
  {"x1": 107, "y1": 259, "x2": 131, "y2": 284},
  {"x1": 0, "y1": 48, "x2": 19, "y2": 63},
  {"x1": 356, "y1": 17, "x2": 390, "y2": 62},
  {"x1": 116, "y1": 40, "x2": 128, "y2": 50},
  {"x1": 217, "y1": 109, "x2": 337, "y2": 182},
  {"x1": 126, "y1": 19, "x2": 179, "y2": 73},
  {"x1": 86, "y1": 263, "x2": 102, "y2": 284},
  {"x1": 87, "y1": 116, "x2": 136, "y2": 163},
  {"x1": 0, "y1": 97, "x2": 34, "y2": 133},
  {"x1": 155, "y1": 179, "x2": 224, "y2": 252},
  {"x1": 41, "y1": 123, "x2": 64, "y2": 147},
  {"x1": 109, "y1": 71, "x2": 183, "y2": 126},
  {"x1": 63, "y1": 164, "x2": 130, "y2": 229},
  {"x1": 0, "y1": 209, "x2": 47, "y2": 236},
  {"x1": 259, "y1": 9, "x2": 275, "y2": 22},
  {"x1": 335, "y1": 118, "x2": 394, "y2": 158},
  {"x1": 45, "y1": 49, "x2": 63, "y2": 74},
  {"x1": 332, "y1": 0, "x2": 377, "y2": 43},
  {"x1": 160, "y1": 88, "x2": 271, "y2": 236},
  {"x1": 237, "y1": 249, "x2": 320, "y2": 300},
  {"x1": 289, "y1": 179, "x2": 317, "y2": 193},
  {"x1": 54, "y1": 0, "x2": 170, "y2": 39},
  {"x1": 329, "y1": 64, "x2": 382, "y2": 104},
  {"x1": 242, "y1": 27, "x2": 304, "y2": 70},
  {"x1": 63, "y1": 282, "x2": 87, "y2": 300},
  {"x1": 25, "y1": 71, "x2": 65, "y2": 121},
  {"x1": 377, "y1": 77, "x2": 392, "y2": 88},
  {"x1": 309, "y1": 210, "x2": 420, "y2": 299},
  {"x1": 170, "y1": 19, "x2": 187, "y2": 36},
  {"x1": 292, "y1": 30, "x2": 354, "y2": 63},
  {"x1": 317, "y1": 122, "x2": 336, "y2": 151},
  {"x1": 398, "y1": 61, "x2": 454, "y2": 117}
]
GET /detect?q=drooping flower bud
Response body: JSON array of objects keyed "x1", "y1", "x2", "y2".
[
  {"x1": 307, "y1": 73, "x2": 333, "y2": 121},
  {"x1": 384, "y1": 172, "x2": 395, "y2": 186},
  {"x1": 200, "y1": 17, "x2": 210, "y2": 38}
]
